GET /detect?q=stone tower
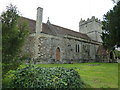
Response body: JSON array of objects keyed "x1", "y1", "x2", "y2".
[{"x1": 79, "y1": 16, "x2": 102, "y2": 42}]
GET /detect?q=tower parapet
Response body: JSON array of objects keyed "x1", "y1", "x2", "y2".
[
  {"x1": 79, "y1": 16, "x2": 101, "y2": 26},
  {"x1": 79, "y1": 16, "x2": 102, "y2": 42}
]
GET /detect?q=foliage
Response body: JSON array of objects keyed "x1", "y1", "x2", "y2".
[
  {"x1": 1, "y1": 4, "x2": 29, "y2": 63},
  {"x1": 2, "y1": 63, "x2": 20, "y2": 77},
  {"x1": 1, "y1": 4, "x2": 29, "y2": 77},
  {"x1": 115, "y1": 50, "x2": 120, "y2": 58},
  {"x1": 3, "y1": 63, "x2": 118, "y2": 88},
  {"x1": 101, "y1": 1, "x2": 120, "y2": 50},
  {"x1": 3, "y1": 65, "x2": 86, "y2": 88},
  {"x1": 2, "y1": 70, "x2": 15, "y2": 88},
  {"x1": 112, "y1": 0, "x2": 120, "y2": 3},
  {"x1": 36, "y1": 63, "x2": 118, "y2": 88}
]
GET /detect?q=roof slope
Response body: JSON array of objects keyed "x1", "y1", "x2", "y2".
[
  {"x1": 23, "y1": 17, "x2": 91, "y2": 40},
  {"x1": 21, "y1": 17, "x2": 36, "y2": 34}
]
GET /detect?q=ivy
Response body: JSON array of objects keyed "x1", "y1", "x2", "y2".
[{"x1": 3, "y1": 65, "x2": 86, "y2": 89}]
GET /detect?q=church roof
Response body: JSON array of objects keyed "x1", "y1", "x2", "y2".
[{"x1": 23, "y1": 17, "x2": 91, "y2": 40}]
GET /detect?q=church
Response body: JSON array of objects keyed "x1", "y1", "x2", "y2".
[{"x1": 22, "y1": 7, "x2": 110, "y2": 64}]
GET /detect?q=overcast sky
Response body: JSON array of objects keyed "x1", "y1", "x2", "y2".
[{"x1": 0, "y1": 0, "x2": 115, "y2": 31}]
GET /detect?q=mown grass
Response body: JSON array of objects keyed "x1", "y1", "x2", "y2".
[
  {"x1": 3, "y1": 62, "x2": 118, "y2": 88},
  {"x1": 118, "y1": 63, "x2": 120, "y2": 89},
  {"x1": 35, "y1": 63, "x2": 118, "y2": 88}
]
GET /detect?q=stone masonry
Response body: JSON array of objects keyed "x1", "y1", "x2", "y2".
[{"x1": 22, "y1": 7, "x2": 110, "y2": 64}]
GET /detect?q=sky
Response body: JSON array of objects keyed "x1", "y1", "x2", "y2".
[{"x1": 0, "y1": 0, "x2": 115, "y2": 31}]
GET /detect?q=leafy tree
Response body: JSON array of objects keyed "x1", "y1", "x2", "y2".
[
  {"x1": 115, "y1": 50, "x2": 120, "y2": 59},
  {"x1": 101, "y1": 1, "x2": 120, "y2": 50},
  {"x1": 112, "y1": 0, "x2": 120, "y2": 3},
  {"x1": 1, "y1": 4, "x2": 29, "y2": 64}
]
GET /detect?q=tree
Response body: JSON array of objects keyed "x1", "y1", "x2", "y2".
[
  {"x1": 112, "y1": 0, "x2": 120, "y2": 3},
  {"x1": 1, "y1": 4, "x2": 29, "y2": 64},
  {"x1": 101, "y1": 1, "x2": 120, "y2": 50}
]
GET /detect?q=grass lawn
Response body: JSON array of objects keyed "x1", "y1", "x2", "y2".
[{"x1": 35, "y1": 63, "x2": 118, "y2": 88}]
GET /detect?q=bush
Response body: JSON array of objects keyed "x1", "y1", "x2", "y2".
[
  {"x1": 2, "y1": 70, "x2": 15, "y2": 88},
  {"x1": 3, "y1": 65, "x2": 86, "y2": 88},
  {"x1": 115, "y1": 50, "x2": 120, "y2": 59},
  {"x1": 2, "y1": 62, "x2": 21, "y2": 77}
]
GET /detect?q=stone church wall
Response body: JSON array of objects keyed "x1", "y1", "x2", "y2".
[
  {"x1": 22, "y1": 33, "x2": 99, "y2": 64},
  {"x1": 36, "y1": 34, "x2": 98, "y2": 63},
  {"x1": 21, "y1": 36, "x2": 35, "y2": 60}
]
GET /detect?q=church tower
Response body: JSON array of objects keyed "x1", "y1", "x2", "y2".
[{"x1": 79, "y1": 16, "x2": 102, "y2": 42}]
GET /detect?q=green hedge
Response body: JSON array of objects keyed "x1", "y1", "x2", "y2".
[{"x1": 3, "y1": 65, "x2": 86, "y2": 88}]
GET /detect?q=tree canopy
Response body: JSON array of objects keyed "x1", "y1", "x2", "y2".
[
  {"x1": 1, "y1": 4, "x2": 29, "y2": 63},
  {"x1": 101, "y1": 1, "x2": 120, "y2": 50}
]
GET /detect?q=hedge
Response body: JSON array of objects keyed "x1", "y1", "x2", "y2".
[{"x1": 3, "y1": 65, "x2": 86, "y2": 89}]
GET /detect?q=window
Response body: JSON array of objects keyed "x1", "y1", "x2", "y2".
[
  {"x1": 76, "y1": 44, "x2": 80, "y2": 53},
  {"x1": 78, "y1": 44, "x2": 79, "y2": 53},
  {"x1": 38, "y1": 45, "x2": 41, "y2": 51},
  {"x1": 76, "y1": 44, "x2": 77, "y2": 52}
]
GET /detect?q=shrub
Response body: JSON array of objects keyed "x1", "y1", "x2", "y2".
[
  {"x1": 2, "y1": 70, "x2": 15, "y2": 88},
  {"x1": 2, "y1": 62, "x2": 21, "y2": 77},
  {"x1": 4, "y1": 65, "x2": 86, "y2": 88}
]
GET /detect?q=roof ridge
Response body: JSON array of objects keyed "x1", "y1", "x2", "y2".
[
  {"x1": 51, "y1": 23, "x2": 78, "y2": 32},
  {"x1": 21, "y1": 17, "x2": 88, "y2": 36},
  {"x1": 51, "y1": 23, "x2": 89, "y2": 36},
  {"x1": 21, "y1": 17, "x2": 36, "y2": 22},
  {"x1": 22, "y1": 17, "x2": 91, "y2": 40}
]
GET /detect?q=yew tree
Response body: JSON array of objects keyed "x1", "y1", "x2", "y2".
[
  {"x1": 102, "y1": 1, "x2": 120, "y2": 50},
  {"x1": 1, "y1": 4, "x2": 29, "y2": 63}
]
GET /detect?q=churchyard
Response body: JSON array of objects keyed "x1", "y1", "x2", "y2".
[
  {"x1": 2, "y1": 62, "x2": 118, "y2": 88},
  {"x1": 37, "y1": 63, "x2": 118, "y2": 88}
]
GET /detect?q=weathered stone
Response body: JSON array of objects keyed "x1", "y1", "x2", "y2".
[{"x1": 21, "y1": 7, "x2": 110, "y2": 64}]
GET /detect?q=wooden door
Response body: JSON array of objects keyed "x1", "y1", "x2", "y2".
[{"x1": 56, "y1": 47, "x2": 60, "y2": 60}]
